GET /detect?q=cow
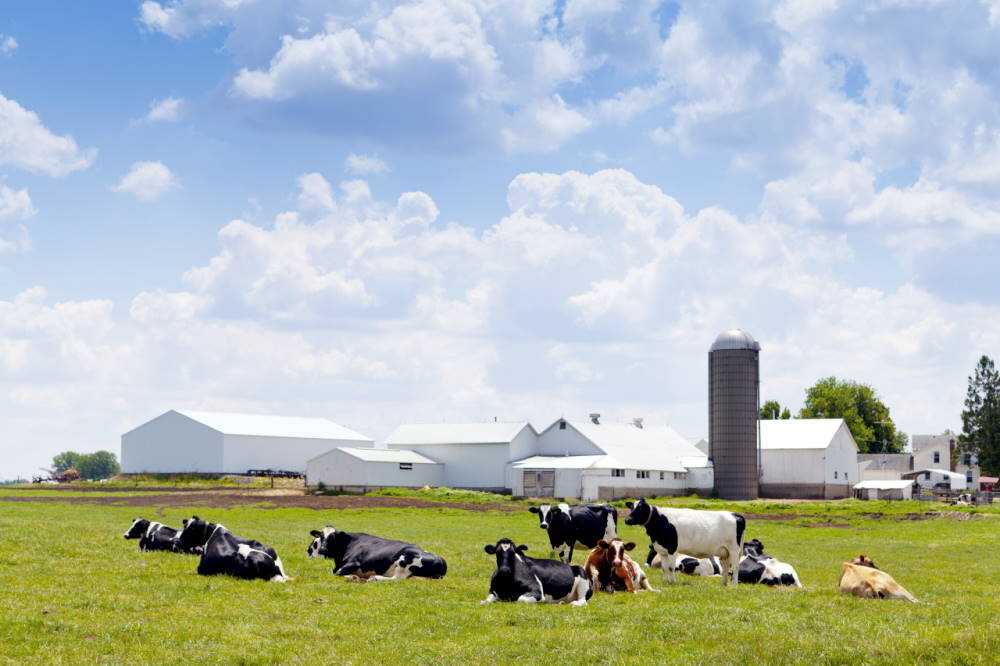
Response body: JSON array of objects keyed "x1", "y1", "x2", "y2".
[
  {"x1": 481, "y1": 538, "x2": 592, "y2": 606},
  {"x1": 123, "y1": 517, "x2": 187, "y2": 553},
  {"x1": 585, "y1": 538, "x2": 658, "y2": 593},
  {"x1": 646, "y1": 546, "x2": 722, "y2": 577},
  {"x1": 737, "y1": 538, "x2": 802, "y2": 587},
  {"x1": 307, "y1": 526, "x2": 447, "y2": 582},
  {"x1": 624, "y1": 498, "x2": 744, "y2": 585},
  {"x1": 838, "y1": 554, "x2": 918, "y2": 602},
  {"x1": 528, "y1": 502, "x2": 617, "y2": 563},
  {"x1": 176, "y1": 515, "x2": 289, "y2": 582}
]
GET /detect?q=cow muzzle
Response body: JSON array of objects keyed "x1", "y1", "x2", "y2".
[{"x1": 539, "y1": 523, "x2": 548, "y2": 529}]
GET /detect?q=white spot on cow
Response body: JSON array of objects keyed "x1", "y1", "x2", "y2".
[
  {"x1": 557, "y1": 503, "x2": 570, "y2": 514},
  {"x1": 237, "y1": 543, "x2": 254, "y2": 558},
  {"x1": 124, "y1": 518, "x2": 142, "y2": 538},
  {"x1": 604, "y1": 512, "x2": 617, "y2": 541},
  {"x1": 480, "y1": 592, "x2": 498, "y2": 604},
  {"x1": 538, "y1": 504, "x2": 551, "y2": 529}
]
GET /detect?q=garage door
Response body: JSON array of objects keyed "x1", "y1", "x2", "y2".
[{"x1": 522, "y1": 470, "x2": 554, "y2": 497}]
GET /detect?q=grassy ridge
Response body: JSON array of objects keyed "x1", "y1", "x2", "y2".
[{"x1": 0, "y1": 495, "x2": 997, "y2": 664}]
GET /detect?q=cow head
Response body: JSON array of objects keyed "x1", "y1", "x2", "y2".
[
  {"x1": 484, "y1": 538, "x2": 528, "y2": 571},
  {"x1": 123, "y1": 517, "x2": 150, "y2": 539},
  {"x1": 623, "y1": 498, "x2": 651, "y2": 526},
  {"x1": 597, "y1": 538, "x2": 635, "y2": 568},
  {"x1": 743, "y1": 538, "x2": 765, "y2": 558},
  {"x1": 529, "y1": 504, "x2": 557, "y2": 529},
  {"x1": 307, "y1": 526, "x2": 339, "y2": 559},
  {"x1": 176, "y1": 515, "x2": 214, "y2": 552},
  {"x1": 852, "y1": 554, "x2": 879, "y2": 569}
]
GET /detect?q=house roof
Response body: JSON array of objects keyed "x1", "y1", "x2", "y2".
[
  {"x1": 172, "y1": 410, "x2": 373, "y2": 442},
  {"x1": 980, "y1": 476, "x2": 999, "y2": 484},
  {"x1": 384, "y1": 422, "x2": 532, "y2": 446},
  {"x1": 759, "y1": 418, "x2": 848, "y2": 450},
  {"x1": 853, "y1": 480, "x2": 914, "y2": 490},
  {"x1": 329, "y1": 447, "x2": 440, "y2": 464}
]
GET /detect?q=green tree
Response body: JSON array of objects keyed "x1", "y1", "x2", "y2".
[
  {"x1": 75, "y1": 451, "x2": 120, "y2": 481},
  {"x1": 760, "y1": 400, "x2": 792, "y2": 420},
  {"x1": 51, "y1": 451, "x2": 83, "y2": 474},
  {"x1": 798, "y1": 377, "x2": 907, "y2": 453},
  {"x1": 959, "y1": 355, "x2": 1000, "y2": 476}
]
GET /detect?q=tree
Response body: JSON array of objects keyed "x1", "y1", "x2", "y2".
[
  {"x1": 760, "y1": 400, "x2": 792, "y2": 420},
  {"x1": 959, "y1": 355, "x2": 1000, "y2": 476},
  {"x1": 75, "y1": 451, "x2": 120, "y2": 481},
  {"x1": 798, "y1": 377, "x2": 907, "y2": 453},
  {"x1": 52, "y1": 451, "x2": 83, "y2": 474}
]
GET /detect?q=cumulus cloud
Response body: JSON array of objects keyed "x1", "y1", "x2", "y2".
[
  {"x1": 112, "y1": 161, "x2": 178, "y2": 201},
  {"x1": 0, "y1": 35, "x2": 17, "y2": 55},
  {"x1": 138, "y1": 97, "x2": 185, "y2": 124},
  {"x1": 0, "y1": 184, "x2": 35, "y2": 253},
  {"x1": 0, "y1": 93, "x2": 96, "y2": 176},
  {"x1": 345, "y1": 153, "x2": 388, "y2": 175}
]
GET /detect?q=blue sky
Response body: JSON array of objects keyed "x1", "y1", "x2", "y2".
[{"x1": 3, "y1": 0, "x2": 1000, "y2": 479}]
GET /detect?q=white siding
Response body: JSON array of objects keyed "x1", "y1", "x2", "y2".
[
  {"x1": 508, "y1": 426, "x2": 540, "y2": 462},
  {"x1": 825, "y1": 424, "x2": 860, "y2": 485},
  {"x1": 307, "y1": 449, "x2": 365, "y2": 486},
  {"x1": 223, "y1": 435, "x2": 368, "y2": 474},
  {"x1": 306, "y1": 449, "x2": 443, "y2": 487},
  {"x1": 536, "y1": 424, "x2": 602, "y2": 456},
  {"x1": 388, "y1": 443, "x2": 509, "y2": 489},
  {"x1": 761, "y1": 449, "x2": 824, "y2": 485},
  {"x1": 580, "y1": 469, "x2": 688, "y2": 502},
  {"x1": 121, "y1": 411, "x2": 223, "y2": 473}
]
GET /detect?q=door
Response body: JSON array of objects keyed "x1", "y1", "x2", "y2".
[{"x1": 522, "y1": 470, "x2": 555, "y2": 497}]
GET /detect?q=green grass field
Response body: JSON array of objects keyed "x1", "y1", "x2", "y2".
[{"x1": 1, "y1": 493, "x2": 997, "y2": 665}]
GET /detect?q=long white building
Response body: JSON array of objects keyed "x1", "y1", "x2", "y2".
[{"x1": 759, "y1": 418, "x2": 859, "y2": 499}]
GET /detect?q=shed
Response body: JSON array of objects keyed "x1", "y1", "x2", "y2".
[
  {"x1": 758, "y1": 419, "x2": 859, "y2": 499},
  {"x1": 852, "y1": 480, "x2": 914, "y2": 501},
  {"x1": 121, "y1": 410, "x2": 373, "y2": 474},
  {"x1": 306, "y1": 447, "x2": 442, "y2": 491},
  {"x1": 980, "y1": 476, "x2": 998, "y2": 492},
  {"x1": 902, "y1": 468, "x2": 968, "y2": 491}
]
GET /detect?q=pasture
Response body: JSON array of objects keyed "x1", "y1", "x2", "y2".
[{"x1": 0, "y1": 492, "x2": 997, "y2": 664}]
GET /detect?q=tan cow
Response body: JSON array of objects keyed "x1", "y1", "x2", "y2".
[
  {"x1": 585, "y1": 539, "x2": 659, "y2": 593},
  {"x1": 838, "y1": 555, "x2": 918, "y2": 602}
]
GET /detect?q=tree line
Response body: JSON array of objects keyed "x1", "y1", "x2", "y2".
[{"x1": 51, "y1": 450, "x2": 120, "y2": 481}]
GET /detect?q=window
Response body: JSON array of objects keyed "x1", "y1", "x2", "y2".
[
  {"x1": 963, "y1": 453, "x2": 972, "y2": 466},
  {"x1": 636, "y1": 470, "x2": 649, "y2": 479},
  {"x1": 933, "y1": 452, "x2": 940, "y2": 464},
  {"x1": 834, "y1": 471, "x2": 838, "y2": 479},
  {"x1": 924, "y1": 472, "x2": 931, "y2": 480},
  {"x1": 399, "y1": 463, "x2": 412, "y2": 471},
  {"x1": 559, "y1": 421, "x2": 567, "y2": 430},
  {"x1": 659, "y1": 472, "x2": 665, "y2": 480},
  {"x1": 611, "y1": 469, "x2": 625, "y2": 478},
  {"x1": 844, "y1": 471, "x2": 848, "y2": 481},
  {"x1": 674, "y1": 472, "x2": 684, "y2": 480}
]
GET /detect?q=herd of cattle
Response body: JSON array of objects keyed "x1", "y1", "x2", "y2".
[{"x1": 122, "y1": 497, "x2": 918, "y2": 605}]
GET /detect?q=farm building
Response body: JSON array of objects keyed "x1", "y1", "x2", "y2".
[
  {"x1": 121, "y1": 410, "x2": 373, "y2": 474},
  {"x1": 758, "y1": 418, "x2": 859, "y2": 499},
  {"x1": 902, "y1": 468, "x2": 968, "y2": 491},
  {"x1": 858, "y1": 453, "x2": 913, "y2": 481},
  {"x1": 510, "y1": 417, "x2": 713, "y2": 501},
  {"x1": 852, "y1": 479, "x2": 914, "y2": 501},
  {"x1": 384, "y1": 422, "x2": 537, "y2": 492},
  {"x1": 306, "y1": 447, "x2": 442, "y2": 491}
]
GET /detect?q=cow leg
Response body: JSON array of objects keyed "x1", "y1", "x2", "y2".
[
  {"x1": 480, "y1": 592, "x2": 499, "y2": 604},
  {"x1": 333, "y1": 561, "x2": 362, "y2": 577},
  {"x1": 568, "y1": 576, "x2": 590, "y2": 607},
  {"x1": 615, "y1": 566, "x2": 636, "y2": 593},
  {"x1": 660, "y1": 552, "x2": 677, "y2": 584},
  {"x1": 517, "y1": 593, "x2": 539, "y2": 603}
]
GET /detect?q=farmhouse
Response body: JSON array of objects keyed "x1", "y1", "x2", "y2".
[
  {"x1": 121, "y1": 410, "x2": 373, "y2": 474},
  {"x1": 306, "y1": 447, "x2": 443, "y2": 491},
  {"x1": 759, "y1": 418, "x2": 859, "y2": 499}
]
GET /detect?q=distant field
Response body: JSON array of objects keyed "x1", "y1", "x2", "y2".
[{"x1": 1, "y1": 491, "x2": 997, "y2": 664}]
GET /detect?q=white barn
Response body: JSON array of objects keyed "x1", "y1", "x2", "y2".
[
  {"x1": 306, "y1": 447, "x2": 443, "y2": 491},
  {"x1": 121, "y1": 410, "x2": 373, "y2": 474},
  {"x1": 510, "y1": 418, "x2": 713, "y2": 501},
  {"x1": 384, "y1": 422, "x2": 537, "y2": 491},
  {"x1": 759, "y1": 419, "x2": 859, "y2": 499}
]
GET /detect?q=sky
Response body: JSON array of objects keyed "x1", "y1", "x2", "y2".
[{"x1": 3, "y1": 0, "x2": 1000, "y2": 479}]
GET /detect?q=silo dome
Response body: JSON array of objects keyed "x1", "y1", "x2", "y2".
[{"x1": 710, "y1": 329, "x2": 761, "y2": 352}]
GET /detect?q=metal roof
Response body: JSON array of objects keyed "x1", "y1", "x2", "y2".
[
  {"x1": 759, "y1": 418, "x2": 849, "y2": 450},
  {"x1": 512, "y1": 454, "x2": 686, "y2": 473},
  {"x1": 534, "y1": 420, "x2": 701, "y2": 472},
  {"x1": 385, "y1": 422, "x2": 533, "y2": 446},
  {"x1": 853, "y1": 480, "x2": 914, "y2": 490},
  {"x1": 174, "y1": 410, "x2": 373, "y2": 442},
  {"x1": 710, "y1": 328, "x2": 760, "y2": 351},
  {"x1": 331, "y1": 447, "x2": 440, "y2": 464},
  {"x1": 902, "y1": 468, "x2": 967, "y2": 480}
]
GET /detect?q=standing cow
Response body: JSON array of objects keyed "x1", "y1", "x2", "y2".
[
  {"x1": 176, "y1": 516, "x2": 290, "y2": 582},
  {"x1": 481, "y1": 538, "x2": 592, "y2": 606},
  {"x1": 624, "y1": 498, "x2": 745, "y2": 585},
  {"x1": 528, "y1": 503, "x2": 617, "y2": 563},
  {"x1": 307, "y1": 526, "x2": 447, "y2": 581}
]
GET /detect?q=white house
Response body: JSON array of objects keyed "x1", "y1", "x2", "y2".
[
  {"x1": 510, "y1": 417, "x2": 713, "y2": 501},
  {"x1": 911, "y1": 434, "x2": 953, "y2": 471},
  {"x1": 121, "y1": 410, "x2": 373, "y2": 474},
  {"x1": 852, "y1": 479, "x2": 914, "y2": 501},
  {"x1": 759, "y1": 419, "x2": 859, "y2": 499},
  {"x1": 384, "y1": 422, "x2": 537, "y2": 491},
  {"x1": 306, "y1": 447, "x2": 442, "y2": 491},
  {"x1": 902, "y1": 468, "x2": 968, "y2": 491},
  {"x1": 858, "y1": 453, "x2": 913, "y2": 481}
]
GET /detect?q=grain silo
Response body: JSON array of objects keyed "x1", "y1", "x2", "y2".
[{"x1": 708, "y1": 329, "x2": 760, "y2": 499}]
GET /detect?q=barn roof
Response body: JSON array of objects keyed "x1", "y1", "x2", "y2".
[
  {"x1": 331, "y1": 447, "x2": 440, "y2": 464},
  {"x1": 853, "y1": 480, "x2": 914, "y2": 490},
  {"x1": 511, "y1": 454, "x2": 686, "y2": 473},
  {"x1": 173, "y1": 410, "x2": 373, "y2": 442},
  {"x1": 532, "y1": 420, "x2": 702, "y2": 472},
  {"x1": 759, "y1": 418, "x2": 848, "y2": 450},
  {"x1": 385, "y1": 422, "x2": 533, "y2": 446}
]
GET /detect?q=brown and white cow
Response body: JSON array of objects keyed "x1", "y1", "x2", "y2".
[
  {"x1": 584, "y1": 538, "x2": 658, "y2": 593},
  {"x1": 838, "y1": 554, "x2": 918, "y2": 602}
]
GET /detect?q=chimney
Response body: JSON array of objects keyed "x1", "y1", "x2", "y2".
[
  {"x1": 633, "y1": 417, "x2": 644, "y2": 429},
  {"x1": 589, "y1": 413, "x2": 601, "y2": 424}
]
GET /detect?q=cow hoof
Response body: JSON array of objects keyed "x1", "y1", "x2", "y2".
[
  {"x1": 344, "y1": 575, "x2": 366, "y2": 584},
  {"x1": 570, "y1": 600, "x2": 587, "y2": 607}
]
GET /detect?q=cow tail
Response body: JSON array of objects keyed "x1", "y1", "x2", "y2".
[{"x1": 734, "y1": 513, "x2": 746, "y2": 549}]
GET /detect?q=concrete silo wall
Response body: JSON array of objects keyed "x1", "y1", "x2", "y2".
[{"x1": 709, "y1": 348, "x2": 759, "y2": 499}]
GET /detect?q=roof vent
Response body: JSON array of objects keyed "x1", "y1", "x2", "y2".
[
  {"x1": 633, "y1": 417, "x2": 644, "y2": 429},
  {"x1": 589, "y1": 413, "x2": 601, "y2": 424}
]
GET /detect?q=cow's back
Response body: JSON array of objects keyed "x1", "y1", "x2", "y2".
[{"x1": 661, "y1": 507, "x2": 738, "y2": 556}]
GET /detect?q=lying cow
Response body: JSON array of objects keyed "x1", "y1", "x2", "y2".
[
  {"x1": 839, "y1": 554, "x2": 917, "y2": 602},
  {"x1": 123, "y1": 517, "x2": 187, "y2": 553},
  {"x1": 528, "y1": 502, "x2": 617, "y2": 563},
  {"x1": 176, "y1": 515, "x2": 289, "y2": 582},
  {"x1": 585, "y1": 539, "x2": 658, "y2": 593},
  {"x1": 481, "y1": 538, "x2": 592, "y2": 606},
  {"x1": 307, "y1": 526, "x2": 447, "y2": 581},
  {"x1": 647, "y1": 545, "x2": 721, "y2": 576},
  {"x1": 625, "y1": 498, "x2": 744, "y2": 585},
  {"x1": 738, "y1": 538, "x2": 802, "y2": 587}
]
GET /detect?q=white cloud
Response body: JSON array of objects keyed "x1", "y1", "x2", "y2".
[
  {"x1": 140, "y1": 97, "x2": 185, "y2": 123},
  {"x1": 345, "y1": 153, "x2": 388, "y2": 175},
  {"x1": 112, "y1": 161, "x2": 178, "y2": 201},
  {"x1": 0, "y1": 35, "x2": 17, "y2": 55},
  {"x1": 0, "y1": 93, "x2": 96, "y2": 176},
  {"x1": 0, "y1": 184, "x2": 34, "y2": 253}
]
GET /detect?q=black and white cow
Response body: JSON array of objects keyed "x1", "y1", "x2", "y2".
[
  {"x1": 645, "y1": 545, "x2": 722, "y2": 576},
  {"x1": 738, "y1": 538, "x2": 802, "y2": 587},
  {"x1": 528, "y1": 502, "x2": 617, "y2": 563},
  {"x1": 481, "y1": 538, "x2": 593, "y2": 606},
  {"x1": 624, "y1": 498, "x2": 745, "y2": 585},
  {"x1": 176, "y1": 516, "x2": 289, "y2": 582},
  {"x1": 123, "y1": 517, "x2": 186, "y2": 553},
  {"x1": 307, "y1": 526, "x2": 447, "y2": 581}
]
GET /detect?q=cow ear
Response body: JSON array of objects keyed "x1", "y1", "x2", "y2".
[
  {"x1": 310, "y1": 530, "x2": 322, "y2": 538},
  {"x1": 597, "y1": 540, "x2": 609, "y2": 549},
  {"x1": 624, "y1": 542, "x2": 636, "y2": 551},
  {"x1": 528, "y1": 507, "x2": 539, "y2": 513},
  {"x1": 182, "y1": 519, "x2": 188, "y2": 526},
  {"x1": 625, "y1": 502, "x2": 634, "y2": 509},
  {"x1": 192, "y1": 515, "x2": 200, "y2": 521},
  {"x1": 518, "y1": 545, "x2": 528, "y2": 552},
  {"x1": 484, "y1": 545, "x2": 497, "y2": 554}
]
